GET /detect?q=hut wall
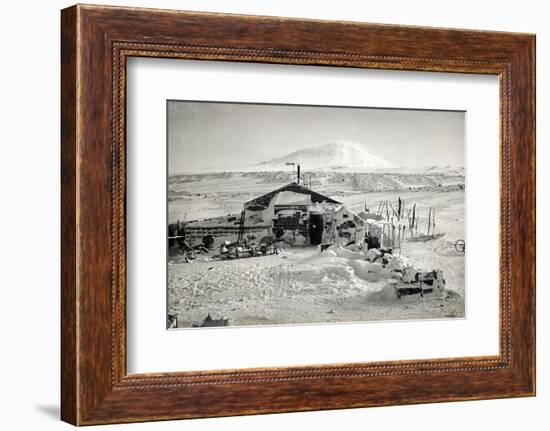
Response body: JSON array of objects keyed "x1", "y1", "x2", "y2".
[{"x1": 322, "y1": 206, "x2": 366, "y2": 245}]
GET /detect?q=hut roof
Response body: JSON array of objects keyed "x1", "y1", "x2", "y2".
[{"x1": 244, "y1": 182, "x2": 341, "y2": 210}]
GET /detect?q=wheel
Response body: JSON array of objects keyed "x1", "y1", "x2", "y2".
[{"x1": 455, "y1": 239, "x2": 465, "y2": 253}]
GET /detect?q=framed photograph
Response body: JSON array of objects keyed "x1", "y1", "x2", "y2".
[{"x1": 61, "y1": 4, "x2": 535, "y2": 425}]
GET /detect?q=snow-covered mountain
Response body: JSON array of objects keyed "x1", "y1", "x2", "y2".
[{"x1": 254, "y1": 141, "x2": 394, "y2": 172}]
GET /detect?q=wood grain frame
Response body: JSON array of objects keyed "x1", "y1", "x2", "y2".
[{"x1": 61, "y1": 4, "x2": 536, "y2": 426}]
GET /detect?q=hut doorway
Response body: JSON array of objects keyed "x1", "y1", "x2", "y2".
[{"x1": 309, "y1": 213, "x2": 324, "y2": 245}]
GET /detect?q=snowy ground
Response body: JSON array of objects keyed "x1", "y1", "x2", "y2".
[{"x1": 168, "y1": 171, "x2": 465, "y2": 328}]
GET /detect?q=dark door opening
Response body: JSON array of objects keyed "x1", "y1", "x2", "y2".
[{"x1": 309, "y1": 213, "x2": 324, "y2": 245}]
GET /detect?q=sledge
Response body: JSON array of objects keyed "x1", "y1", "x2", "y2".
[
  {"x1": 407, "y1": 207, "x2": 445, "y2": 243},
  {"x1": 394, "y1": 269, "x2": 446, "y2": 299},
  {"x1": 407, "y1": 232, "x2": 446, "y2": 243},
  {"x1": 217, "y1": 239, "x2": 279, "y2": 260}
]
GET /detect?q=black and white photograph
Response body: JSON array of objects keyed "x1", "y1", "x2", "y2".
[
  {"x1": 167, "y1": 101, "x2": 466, "y2": 329},
  {"x1": 0, "y1": 0, "x2": 542, "y2": 429}
]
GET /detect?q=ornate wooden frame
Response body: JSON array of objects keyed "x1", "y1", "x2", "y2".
[{"x1": 61, "y1": 4, "x2": 536, "y2": 425}]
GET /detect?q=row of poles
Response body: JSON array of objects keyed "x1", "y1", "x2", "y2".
[{"x1": 373, "y1": 198, "x2": 438, "y2": 254}]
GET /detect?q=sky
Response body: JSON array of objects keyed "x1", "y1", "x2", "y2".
[{"x1": 168, "y1": 100, "x2": 465, "y2": 174}]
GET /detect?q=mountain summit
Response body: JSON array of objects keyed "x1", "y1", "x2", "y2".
[{"x1": 255, "y1": 141, "x2": 394, "y2": 171}]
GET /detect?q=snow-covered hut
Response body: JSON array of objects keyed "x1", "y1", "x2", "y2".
[{"x1": 244, "y1": 182, "x2": 366, "y2": 245}]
